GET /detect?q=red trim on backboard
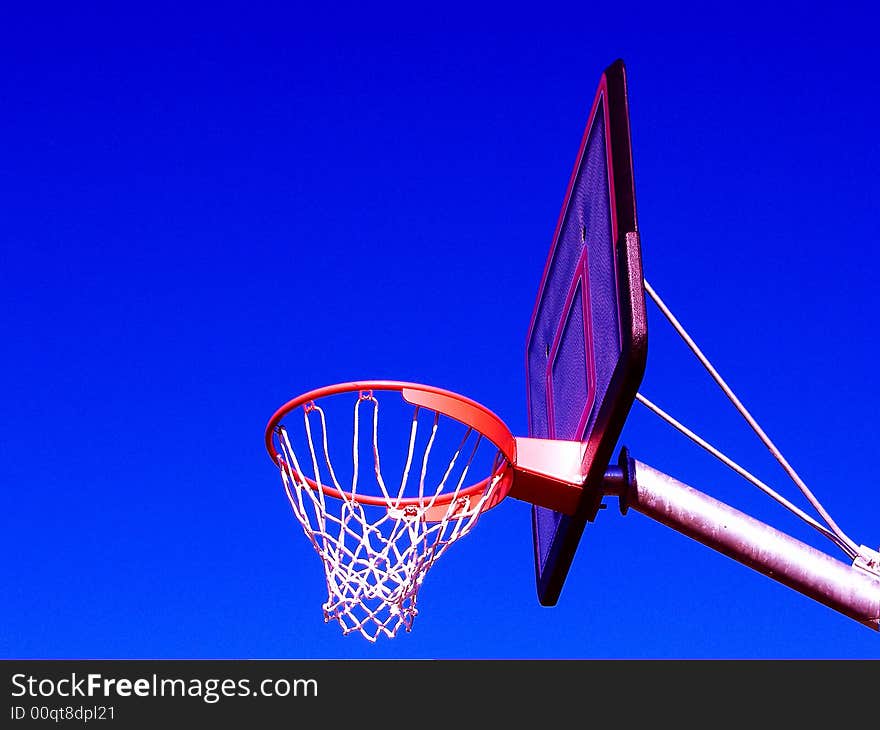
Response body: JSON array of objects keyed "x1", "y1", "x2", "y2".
[
  {"x1": 544, "y1": 248, "x2": 596, "y2": 440},
  {"x1": 524, "y1": 72, "x2": 622, "y2": 434}
]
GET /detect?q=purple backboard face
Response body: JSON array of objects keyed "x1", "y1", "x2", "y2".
[{"x1": 526, "y1": 59, "x2": 647, "y2": 605}]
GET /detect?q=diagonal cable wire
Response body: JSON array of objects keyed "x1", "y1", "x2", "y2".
[
  {"x1": 635, "y1": 392, "x2": 853, "y2": 556},
  {"x1": 642, "y1": 278, "x2": 861, "y2": 559}
]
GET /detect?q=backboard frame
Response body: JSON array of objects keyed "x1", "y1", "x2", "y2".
[{"x1": 525, "y1": 59, "x2": 647, "y2": 606}]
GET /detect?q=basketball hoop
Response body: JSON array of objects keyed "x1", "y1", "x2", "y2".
[
  {"x1": 264, "y1": 381, "x2": 518, "y2": 642},
  {"x1": 262, "y1": 59, "x2": 880, "y2": 643}
]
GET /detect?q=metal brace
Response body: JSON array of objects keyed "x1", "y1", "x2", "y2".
[{"x1": 853, "y1": 545, "x2": 880, "y2": 578}]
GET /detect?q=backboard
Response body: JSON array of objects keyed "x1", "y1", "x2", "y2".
[{"x1": 525, "y1": 59, "x2": 648, "y2": 605}]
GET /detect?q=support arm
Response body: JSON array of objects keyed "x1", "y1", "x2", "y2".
[{"x1": 606, "y1": 449, "x2": 880, "y2": 630}]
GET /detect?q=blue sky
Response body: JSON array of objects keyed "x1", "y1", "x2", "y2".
[{"x1": 2, "y1": 4, "x2": 879, "y2": 659}]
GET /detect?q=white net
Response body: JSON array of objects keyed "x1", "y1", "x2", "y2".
[{"x1": 272, "y1": 389, "x2": 508, "y2": 642}]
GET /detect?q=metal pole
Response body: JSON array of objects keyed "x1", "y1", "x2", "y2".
[{"x1": 605, "y1": 454, "x2": 880, "y2": 630}]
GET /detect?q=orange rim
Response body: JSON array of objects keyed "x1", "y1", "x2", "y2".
[{"x1": 265, "y1": 380, "x2": 517, "y2": 515}]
